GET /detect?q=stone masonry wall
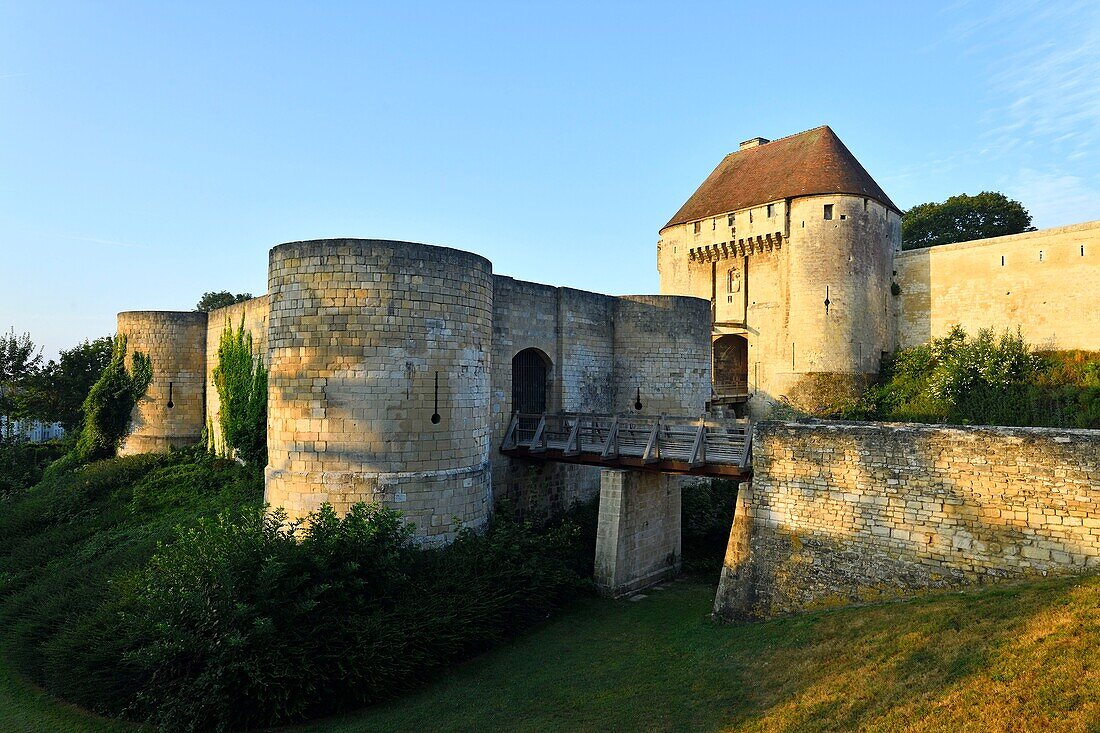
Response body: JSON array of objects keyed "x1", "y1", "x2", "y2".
[
  {"x1": 613, "y1": 295, "x2": 712, "y2": 415},
  {"x1": 489, "y1": 277, "x2": 609, "y2": 520},
  {"x1": 895, "y1": 220, "x2": 1100, "y2": 350},
  {"x1": 204, "y1": 295, "x2": 271, "y2": 456},
  {"x1": 715, "y1": 420, "x2": 1100, "y2": 620},
  {"x1": 117, "y1": 311, "x2": 207, "y2": 455}
]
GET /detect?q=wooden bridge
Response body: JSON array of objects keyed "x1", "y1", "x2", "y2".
[{"x1": 500, "y1": 413, "x2": 752, "y2": 479}]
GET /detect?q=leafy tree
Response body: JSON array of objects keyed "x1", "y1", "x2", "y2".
[
  {"x1": 211, "y1": 319, "x2": 267, "y2": 466},
  {"x1": 0, "y1": 329, "x2": 43, "y2": 436},
  {"x1": 195, "y1": 291, "x2": 253, "y2": 312},
  {"x1": 25, "y1": 336, "x2": 114, "y2": 432},
  {"x1": 902, "y1": 192, "x2": 1034, "y2": 250},
  {"x1": 74, "y1": 335, "x2": 153, "y2": 462}
]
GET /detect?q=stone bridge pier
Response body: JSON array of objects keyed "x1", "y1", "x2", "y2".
[{"x1": 594, "y1": 469, "x2": 682, "y2": 596}]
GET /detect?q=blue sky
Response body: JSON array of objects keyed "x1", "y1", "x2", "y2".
[{"x1": 2, "y1": 0, "x2": 1098, "y2": 357}]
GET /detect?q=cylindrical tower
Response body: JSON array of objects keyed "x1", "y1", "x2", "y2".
[
  {"x1": 783, "y1": 194, "x2": 898, "y2": 407},
  {"x1": 264, "y1": 239, "x2": 493, "y2": 543},
  {"x1": 116, "y1": 311, "x2": 208, "y2": 455},
  {"x1": 613, "y1": 295, "x2": 712, "y2": 415}
]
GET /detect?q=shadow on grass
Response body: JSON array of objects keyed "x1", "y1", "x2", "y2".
[{"x1": 280, "y1": 575, "x2": 1097, "y2": 733}]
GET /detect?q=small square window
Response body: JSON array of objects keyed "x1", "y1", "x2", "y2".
[
  {"x1": 840, "y1": 214, "x2": 846, "y2": 220},
  {"x1": 766, "y1": 204, "x2": 775, "y2": 217},
  {"x1": 693, "y1": 221, "x2": 701, "y2": 234},
  {"x1": 824, "y1": 204, "x2": 834, "y2": 220}
]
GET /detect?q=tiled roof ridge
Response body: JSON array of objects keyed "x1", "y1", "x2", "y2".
[{"x1": 662, "y1": 126, "x2": 898, "y2": 230}]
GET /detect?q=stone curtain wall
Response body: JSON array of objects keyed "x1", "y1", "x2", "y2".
[
  {"x1": 613, "y1": 295, "x2": 712, "y2": 416},
  {"x1": 895, "y1": 220, "x2": 1100, "y2": 350},
  {"x1": 489, "y1": 278, "x2": 613, "y2": 520},
  {"x1": 488, "y1": 280, "x2": 712, "y2": 522},
  {"x1": 117, "y1": 311, "x2": 208, "y2": 455},
  {"x1": 264, "y1": 239, "x2": 493, "y2": 543},
  {"x1": 204, "y1": 295, "x2": 270, "y2": 456},
  {"x1": 715, "y1": 420, "x2": 1100, "y2": 620}
]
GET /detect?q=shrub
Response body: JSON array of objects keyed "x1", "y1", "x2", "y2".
[
  {"x1": 0, "y1": 451, "x2": 264, "y2": 717},
  {"x1": 835, "y1": 327, "x2": 1099, "y2": 428},
  {"x1": 211, "y1": 318, "x2": 267, "y2": 466},
  {"x1": 73, "y1": 335, "x2": 152, "y2": 462},
  {"x1": 118, "y1": 505, "x2": 588, "y2": 731},
  {"x1": 0, "y1": 438, "x2": 67, "y2": 500}
]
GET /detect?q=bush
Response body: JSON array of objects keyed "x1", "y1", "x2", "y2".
[
  {"x1": 835, "y1": 327, "x2": 1100, "y2": 428},
  {"x1": 210, "y1": 318, "x2": 267, "y2": 466},
  {"x1": 117, "y1": 506, "x2": 587, "y2": 731},
  {"x1": 73, "y1": 334, "x2": 152, "y2": 462},
  {"x1": 0, "y1": 439, "x2": 67, "y2": 500},
  {"x1": 0, "y1": 450, "x2": 264, "y2": 717},
  {"x1": 0, "y1": 449, "x2": 591, "y2": 732}
]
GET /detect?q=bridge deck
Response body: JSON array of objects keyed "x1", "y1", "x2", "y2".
[{"x1": 500, "y1": 413, "x2": 752, "y2": 479}]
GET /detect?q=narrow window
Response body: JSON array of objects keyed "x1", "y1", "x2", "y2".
[
  {"x1": 766, "y1": 203, "x2": 775, "y2": 218},
  {"x1": 1001, "y1": 255, "x2": 1005, "y2": 266},
  {"x1": 693, "y1": 221, "x2": 701, "y2": 234},
  {"x1": 1039, "y1": 250, "x2": 1044, "y2": 261},
  {"x1": 727, "y1": 213, "x2": 735, "y2": 227},
  {"x1": 824, "y1": 204, "x2": 834, "y2": 220},
  {"x1": 863, "y1": 198, "x2": 869, "y2": 212},
  {"x1": 749, "y1": 211, "x2": 754, "y2": 224},
  {"x1": 712, "y1": 218, "x2": 717, "y2": 230},
  {"x1": 1082, "y1": 245, "x2": 1086, "y2": 256}
]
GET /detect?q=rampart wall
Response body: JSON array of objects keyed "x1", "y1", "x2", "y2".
[
  {"x1": 715, "y1": 420, "x2": 1100, "y2": 620},
  {"x1": 895, "y1": 220, "x2": 1100, "y2": 350}
]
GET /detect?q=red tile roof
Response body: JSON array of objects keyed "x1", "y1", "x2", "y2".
[{"x1": 662, "y1": 126, "x2": 899, "y2": 230}]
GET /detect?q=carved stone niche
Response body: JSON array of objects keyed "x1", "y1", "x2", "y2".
[{"x1": 726, "y1": 267, "x2": 741, "y2": 292}]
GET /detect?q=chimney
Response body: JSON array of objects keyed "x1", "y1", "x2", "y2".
[{"x1": 739, "y1": 137, "x2": 769, "y2": 150}]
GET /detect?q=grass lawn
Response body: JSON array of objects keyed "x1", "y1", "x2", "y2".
[{"x1": 2, "y1": 576, "x2": 1097, "y2": 732}]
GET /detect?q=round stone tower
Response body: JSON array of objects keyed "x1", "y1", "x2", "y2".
[
  {"x1": 264, "y1": 239, "x2": 493, "y2": 543},
  {"x1": 116, "y1": 310, "x2": 208, "y2": 455},
  {"x1": 783, "y1": 193, "x2": 898, "y2": 406}
]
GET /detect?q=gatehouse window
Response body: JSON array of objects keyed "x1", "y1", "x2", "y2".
[
  {"x1": 693, "y1": 221, "x2": 701, "y2": 234},
  {"x1": 511, "y1": 348, "x2": 550, "y2": 414},
  {"x1": 824, "y1": 204, "x2": 834, "y2": 220},
  {"x1": 766, "y1": 204, "x2": 775, "y2": 218}
]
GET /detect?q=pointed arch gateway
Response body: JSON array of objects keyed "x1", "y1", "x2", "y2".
[{"x1": 713, "y1": 334, "x2": 749, "y2": 397}]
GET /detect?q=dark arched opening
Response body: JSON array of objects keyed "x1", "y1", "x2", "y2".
[
  {"x1": 511, "y1": 348, "x2": 550, "y2": 414},
  {"x1": 713, "y1": 335, "x2": 749, "y2": 397}
]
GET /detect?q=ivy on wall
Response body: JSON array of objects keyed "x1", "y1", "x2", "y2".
[
  {"x1": 75, "y1": 334, "x2": 152, "y2": 462},
  {"x1": 211, "y1": 318, "x2": 267, "y2": 467}
]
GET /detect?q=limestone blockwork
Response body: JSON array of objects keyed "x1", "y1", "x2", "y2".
[
  {"x1": 117, "y1": 311, "x2": 207, "y2": 455},
  {"x1": 714, "y1": 421, "x2": 1100, "y2": 620},
  {"x1": 263, "y1": 239, "x2": 494, "y2": 542}
]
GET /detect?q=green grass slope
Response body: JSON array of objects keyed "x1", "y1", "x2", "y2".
[{"x1": 7, "y1": 577, "x2": 1093, "y2": 732}]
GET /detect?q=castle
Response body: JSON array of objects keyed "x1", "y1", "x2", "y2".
[
  {"x1": 657, "y1": 125, "x2": 1100, "y2": 416},
  {"x1": 113, "y1": 125, "x2": 1100, "y2": 560}
]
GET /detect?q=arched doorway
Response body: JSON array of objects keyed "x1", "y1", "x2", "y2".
[
  {"x1": 512, "y1": 348, "x2": 550, "y2": 414},
  {"x1": 713, "y1": 335, "x2": 749, "y2": 397}
]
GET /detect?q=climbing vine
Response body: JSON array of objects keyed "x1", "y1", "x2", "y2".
[
  {"x1": 212, "y1": 318, "x2": 267, "y2": 466},
  {"x1": 74, "y1": 334, "x2": 152, "y2": 462}
]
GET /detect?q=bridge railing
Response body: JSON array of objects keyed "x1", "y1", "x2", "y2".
[{"x1": 501, "y1": 412, "x2": 753, "y2": 471}]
